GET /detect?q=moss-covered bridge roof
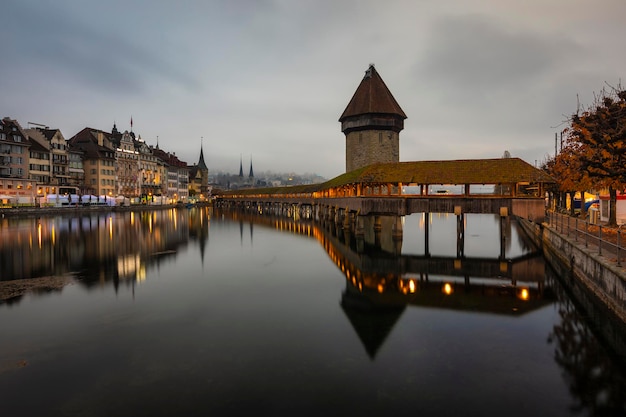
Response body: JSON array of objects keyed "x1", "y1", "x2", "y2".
[{"x1": 217, "y1": 158, "x2": 554, "y2": 196}]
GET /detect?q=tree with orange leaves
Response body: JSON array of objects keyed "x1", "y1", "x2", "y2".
[
  {"x1": 546, "y1": 138, "x2": 592, "y2": 215},
  {"x1": 564, "y1": 85, "x2": 626, "y2": 226}
]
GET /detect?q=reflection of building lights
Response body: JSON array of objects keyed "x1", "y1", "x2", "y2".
[
  {"x1": 377, "y1": 283, "x2": 384, "y2": 293},
  {"x1": 443, "y1": 283, "x2": 453, "y2": 295},
  {"x1": 518, "y1": 288, "x2": 529, "y2": 301}
]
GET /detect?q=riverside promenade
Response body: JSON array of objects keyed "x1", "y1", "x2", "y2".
[
  {"x1": 518, "y1": 212, "x2": 626, "y2": 326},
  {"x1": 0, "y1": 202, "x2": 207, "y2": 218}
]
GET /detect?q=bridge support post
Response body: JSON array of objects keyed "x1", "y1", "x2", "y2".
[
  {"x1": 499, "y1": 207, "x2": 508, "y2": 259},
  {"x1": 455, "y1": 206, "x2": 464, "y2": 258},
  {"x1": 343, "y1": 209, "x2": 351, "y2": 231},
  {"x1": 374, "y1": 215, "x2": 382, "y2": 248},
  {"x1": 355, "y1": 215, "x2": 365, "y2": 253},
  {"x1": 392, "y1": 216, "x2": 403, "y2": 255},
  {"x1": 424, "y1": 212, "x2": 430, "y2": 257}
]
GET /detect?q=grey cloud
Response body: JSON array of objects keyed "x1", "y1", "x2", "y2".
[
  {"x1": 417, "y1": 14, "x2": 581, "y2": 94},
  {"x1": 3, "y1": 0, "x2": 199, "y2": 94}
]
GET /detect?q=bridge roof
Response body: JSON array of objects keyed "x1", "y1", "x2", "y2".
[
  {"x1": 327, "y1": 157, "x2": 554, "y2": 187},
  {"x1": 218, "y1": 158, "x2": 554, "y2": 197}
]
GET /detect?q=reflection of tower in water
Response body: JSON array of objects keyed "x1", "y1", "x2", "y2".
[{"x1": 214, "y1": 208, "x2": 553, "y2": 359}]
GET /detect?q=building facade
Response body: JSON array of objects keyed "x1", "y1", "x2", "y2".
[
  {"x1": 25, "y1": 127, "x2": 72, "y2": 194},
  {"x1": 115, "y1": 131, "x2": 141, "y2": 197},
  {"x1": 68, "y1": 128, "x2": 117, "y2": 197},
  {"x1": 0, "y1": 118, "x2": 32, "y2": 201}
]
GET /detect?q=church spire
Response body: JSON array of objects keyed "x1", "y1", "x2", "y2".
[
  {"x1": 197, "y1": 143, "x2": 208, "y2": 170},
  {"x1": 249, "y1": 156, "x2": 254, "y2": 179},
  {"x1": 239, "y1": 155, "x2": 244, "y2": 177}
]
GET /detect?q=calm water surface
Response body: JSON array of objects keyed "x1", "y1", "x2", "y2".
[{"x1": 0, "y1": 208, "x2": 625, "y2": 417}]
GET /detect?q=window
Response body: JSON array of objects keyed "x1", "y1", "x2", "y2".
[{"x1": 13, "y1": 135, "x2": 21, "y2": 142}]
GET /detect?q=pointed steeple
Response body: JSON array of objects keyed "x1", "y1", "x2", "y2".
[
  {"x1": 197, "y1": 146, "x2": 208, "y2": 170},
  {"x1": 238, "y1": 155, "x2": 244, "y2": 177},
  {"x1": 248, "y1": 156, "x2": 254, "y2": 179}
]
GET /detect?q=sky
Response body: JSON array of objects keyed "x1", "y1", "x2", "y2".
[{"x1": 3, "y1": 0, "x2": 625, "y2": 179}]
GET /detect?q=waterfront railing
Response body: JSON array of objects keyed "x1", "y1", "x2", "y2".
[{"x1": 546, "y1": 211, "x2": 626, "y2": 266}]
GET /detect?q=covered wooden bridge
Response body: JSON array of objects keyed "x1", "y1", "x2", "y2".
[{"x1": 216, "y1": 158, "x2": 554, "y2": 222}]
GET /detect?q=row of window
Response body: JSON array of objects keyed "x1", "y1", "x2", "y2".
[
  {"x1": 0, "y1": 133, "x2": 23, "y2": 142},
  {"x1": 0, "y1": 144, "x2": 25, "y2": 154},
  {"x1": 90, "y1": 178, "x2": 116, "y2": 186},
  {"x1": 30, "y1": 164, "x2": 50, "y2": 171},
  {"x1": 31, "y1": 152, "x2": 49, "y2": 160},
  {"x1": 90, "y1": 159, "x2": 115, "y2": 166},
  {"x1": 2, "y1": 156, "x2": 24, "y2": 164},
  {"x1": 0, "y1": 168, "x2": 24, "y2": 176}
]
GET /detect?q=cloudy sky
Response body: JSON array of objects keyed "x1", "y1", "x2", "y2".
[{"x1": 3, "y1": 0, "x2": 625, "y2": 179}]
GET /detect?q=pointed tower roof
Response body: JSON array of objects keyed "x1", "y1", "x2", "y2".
[
  {"x1": 249, "y1": 157, "x2": 254, "y2": 178},
  {"x1": 339, "y1": 65, "x2": 407, "y2": 122},
  {"x1": 238, "y1": 155, "x2": 244, "y2": 177},
  {"x1": 197, "y1": 147, "x2": 208, "y2": 170}
]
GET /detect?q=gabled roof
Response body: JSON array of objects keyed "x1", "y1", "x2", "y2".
[
  {"x1": 37, "y1": 128, "x2": 60, "y2": 141},
  {"x1": 339, "y1": 65, "x2": 407, "y2": 122},
  {"x1": 68, "y1": 127, "x2": 115, "y2": 159},
  {"x1": 152, "y1": 147, "x2": 188, "y2": 168},
  {"x1": 24, "y1": 128, "x2": 50, "y2": 150}
]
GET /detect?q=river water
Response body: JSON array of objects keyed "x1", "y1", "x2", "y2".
[{"x1": 0, "y1": 207, "x2": 625, "y2": 417}]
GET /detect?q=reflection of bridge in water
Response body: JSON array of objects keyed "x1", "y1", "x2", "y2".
[{"x1": 220, "y1": 208, "x2": 554, "y2": 358}]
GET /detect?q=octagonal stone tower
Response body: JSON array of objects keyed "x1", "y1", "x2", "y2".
[{"x1": 339, "y1": 65, "x2": 407, "y2": 173}]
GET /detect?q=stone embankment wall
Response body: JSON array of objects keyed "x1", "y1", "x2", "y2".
[
  {"x1": 0, "y1": 203, "x2": 205, "y2": 218},
  {"x1": 517, "y1": 217, "x2": 626, "y2": 324}
]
